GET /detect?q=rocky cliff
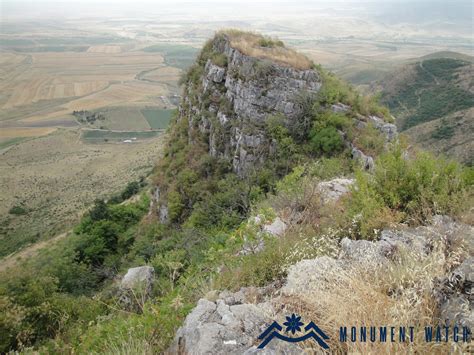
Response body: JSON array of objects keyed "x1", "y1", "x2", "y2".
[{"x1": 179, "y1": 32, "x2": 321, "y2": 176}]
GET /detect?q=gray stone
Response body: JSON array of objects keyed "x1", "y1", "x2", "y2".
[
  {"x1": 379, "y1": 228, "x2": 430, "y2": 257},
  {"x1": 437, "y1": 257, "x2": 473, "y2": 328},
  {"x1": 331, "y1": 102, "x2": 351, "y2": 113},
  {"x1": 351, "y1": 146, "x2": 374, "y2": 171},
  {"x1": 169, "y1": 294, "x2": 302, "y2": 354},
  {"x1": 282, "y1": 256, "x2": 344, "y2": 295},
  {"x1": 205, "y1": 60, "x2": 226, "y2": 83},
  {"x1": 340, "y1": 238, "x2": 387, "y2": 265},
  {"x1": 159, "y1": 204, "x2": 169, "y2": 223},
  {"x1": 439, "y1": 296, "x2": 473, "y2": 328},
  {"x1": 121, "y1": 266, "x2": 154, "y2": 293},
  {"x1": 317, "y1": 178, "x2": 354, "y2": 202},
  {"x1": 367, "y1": 115, "x2": 398, "y2": 142},
  {"x1": 263, "y1": 217, "x2": 287, "y2": 237},
  {"x1": 239, "y1": 216, "x2": 287, "y2": 256}
]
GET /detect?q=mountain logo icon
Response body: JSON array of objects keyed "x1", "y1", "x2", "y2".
[{"x1": 257, "y1": 314, "x2": 330, "y2": 349}]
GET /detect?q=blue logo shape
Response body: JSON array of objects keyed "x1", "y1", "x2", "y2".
[{"x1": 257, "y1": 313, "x2": 330, "y2": 349}]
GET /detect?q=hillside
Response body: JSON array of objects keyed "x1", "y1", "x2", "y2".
[
  {"x1": 0, "y1": 31, "x2": 472, "y2": 354},
  {"x1": 379, "y1": 55, "x2": 474, "y2": 165}
]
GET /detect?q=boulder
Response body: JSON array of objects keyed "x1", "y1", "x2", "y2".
[
  {"x1": 368, "y1": 115, "x2": 398, "y2": 142},
  {"x1": 121, "y1": 266, "x2": 154, "y2": 294},
  {"x1": 282, "y1": 256, "x2": 345, "y2": 296},
  {"x1": 169, "y1": 295, "x2": 301, "y2": 354},
  {"x1": 205, "y1": 60, "x2": 226, "y2": 83},
  {"x1": 339, "y1": 238, "x2": 387, "y2": 265}
]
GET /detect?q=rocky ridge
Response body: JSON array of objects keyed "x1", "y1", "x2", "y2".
[
  {"x1": 178, "y1": 33, "x2": 396, "y2": 177},
  {"x1": 181, "y1": 34, "x2": 321, "y2": 176},
  {"x1": 170, "y1": 215, "x2": 473, "y2": 353}
]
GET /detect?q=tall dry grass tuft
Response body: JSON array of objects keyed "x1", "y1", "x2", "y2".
[
  {"x1": 219, "y1": 29, "x2": 313, "y2": 70},
  {"x1": 102, "y1": 331, "x2": 155, "y2": 355},
  {"x1": 278, "y1": 239, "x2": 468, "y2": 354}
]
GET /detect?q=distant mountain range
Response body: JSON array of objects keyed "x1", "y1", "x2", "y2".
[{"x1": 378, "y1": 52, "x2": 473, "y2": 165}]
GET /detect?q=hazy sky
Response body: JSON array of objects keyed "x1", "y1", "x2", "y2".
[{"x1": 1, "y1": 0, "x2": 472, "y2": 26}]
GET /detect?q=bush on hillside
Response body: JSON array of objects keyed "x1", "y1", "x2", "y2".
[{"x1": 348, "y1": 146, "x2": 471, "y2": 238}]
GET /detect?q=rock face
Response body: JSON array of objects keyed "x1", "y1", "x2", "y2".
[
  {"x1": 158, "y1": 32, "x2": 397, "y2": 220},
  {"x1": 349, "y1": 114, "x2": 398, "y2": 170},
  {"x1": 351, "y1": 146, "x2": 375, "y2": 171},
  {"x1": 367, "y1": 115, "x2": 398, "y2": 142},
  {"x1": 180, "y1": 34, "x2": 322, "y2": 176}
]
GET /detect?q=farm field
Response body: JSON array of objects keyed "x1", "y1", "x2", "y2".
[{"x1": 141, "y1": 108, "x2": 174, "y2": 129}]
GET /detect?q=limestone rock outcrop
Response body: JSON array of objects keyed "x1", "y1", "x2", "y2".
[
  {"x1": 168, "y1": 285, "x2": 301, "y2": 354},
  {"x1": 171, "y1": 216, "x2": 472, "y2": 352},
  {"x1": 180, "y1": 34, "x2": 322, "y2": 177}
]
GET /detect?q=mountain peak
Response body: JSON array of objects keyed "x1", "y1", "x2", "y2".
[{"x1": 179, "y1": 30, "x2": 321, "y2": 176}]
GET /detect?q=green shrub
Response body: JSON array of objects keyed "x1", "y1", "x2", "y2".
[
  {"x1": 306, "y1": 157, "x2": 353, "y2": 180},
  {"x1": 89, "y1": 199, "x2": 110, "y2": 222},
  {"x1": 8, "y1": 205, "x2": 27, "y2": 215},
  {"x1": 120, "y1": 181, "x2": 140, "y2": 201},
  {"x1": 167, "y1": 190, "x2": 185, "y2": 223},
  {"x1": 431, "y1": 120, "x2": 455, "y2": 139},
  {"x1": 309, "y1": 126, "x2": 344, "y2": 154},
  {"x1": 353, "y1": 123, "x2": 386, "y2": 156},
  {"x1": 348, "y1": 146, "x2": 470, "y2": 238},
  {"x1": 317, "y1": 68, "x2": 390, "y2": 119}
]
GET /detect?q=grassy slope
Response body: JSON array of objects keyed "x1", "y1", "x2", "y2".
[{"x1": 379, "y1": 55, "x2": 474, "y2": 164}]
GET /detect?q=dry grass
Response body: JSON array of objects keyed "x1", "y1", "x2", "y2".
[
  {"x1": 0, "y1": 127, "x2": 57, "y2": 138},
  {"x1": 279, "y1": 239, "x2": 468, "y2": 354},
  {"x1": 220, "y1": 29, "x2": 313, "y2": 70},
  {"x1": 0, "y1": 129, "x2": 164, "y2": 257}
]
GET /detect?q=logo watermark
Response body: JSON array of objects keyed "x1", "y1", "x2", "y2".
[
  {"x1": 256, "y1": 315, "x2": 472, "y2": 351},
  {"x1": 257, "y1": 314, "x2": 330, "y2": 349}
]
